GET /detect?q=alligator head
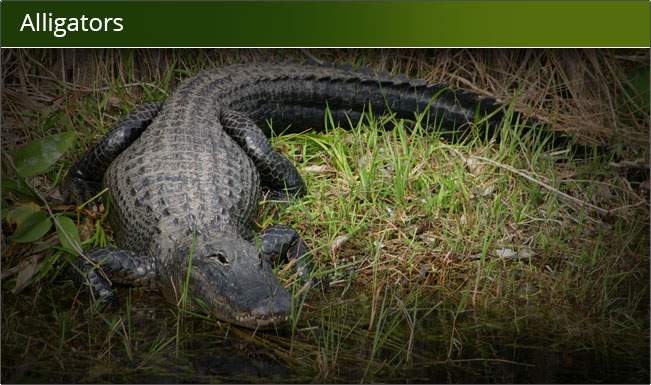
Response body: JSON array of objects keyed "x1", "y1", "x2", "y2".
[{"x1": 163, "y1": 236, "x2": 292, "y2": 329}]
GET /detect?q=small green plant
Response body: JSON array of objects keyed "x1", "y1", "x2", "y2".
[{"x1": 3, "y1": 131, "x2": 84, "y2": 292}]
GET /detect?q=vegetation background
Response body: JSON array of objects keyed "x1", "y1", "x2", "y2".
[{"x1": 1, "y1": 49, "x2": 649, "y2": 383}]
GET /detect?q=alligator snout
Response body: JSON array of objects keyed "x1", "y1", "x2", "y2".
[
  {"x1": 223, "y1": 286, "x2": 292, "y2": 329},
  {"x1": 249, "y1": 288, "x2": 292, "y2": 326},
  {"x1": 185, "y1": 242, "x2": 294, "y2": 329},
  {"x1": 230, "y1": 274, "x2": 293, "y2": 329}
]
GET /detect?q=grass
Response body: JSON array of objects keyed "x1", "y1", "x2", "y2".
[
  {"x1": 268, "y1": 111, "x2": 648, "y2": 381},
  {"x1": 1, "y1": 48, "x2": 649, "y2": 383}
]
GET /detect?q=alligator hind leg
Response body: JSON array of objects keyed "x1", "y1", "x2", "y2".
[
  {"x1": 221, "y1": 110, "x2": 306, "y2": 200},
  {"x1": 259, "y1": 225, "x2": 313, "y2": 284},
  {"x1": 76, "y1": 247, "x2": 159, "y2": 305},
  {"x1": 62, "y1": 102, "x2": 163, "y2": 203}
]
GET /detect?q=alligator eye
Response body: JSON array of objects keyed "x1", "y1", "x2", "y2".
[{"x1": 211, "y1": 252, "x2": 229, "y2": 266}]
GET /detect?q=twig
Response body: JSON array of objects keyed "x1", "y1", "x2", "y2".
[
  {"x1": 608, "y1": 159, "x2": 649, "y2": 169},
  {"x1": 441, "y1": 145, "x2": 624, "y2": 216},
  {"x1": 469, "y1": 155, "x2": 612, "y2": 215},
  {"x1": 301, "y1": 49, "x2": 324, "y2": 65},
  {"x1": 430, "y1": 357, "x2": 535, "y2": 367},
  {"x1": 1, "y1": 264, "x2": 22, "y2": 280},
  {"x1": 559, "y1": 178, "x2": 648, "y2": 207},
  {"x1": 27, "y1": 74, "x2": 169, "y2": 96}
]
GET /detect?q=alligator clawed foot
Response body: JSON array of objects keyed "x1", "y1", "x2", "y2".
[
  {"x1": 60, "y1": 175, "x2": 102, "y2": 205},
  {"x1": 81, "y1": 264, "x2": 119, "y2": 310},
  {"x1": 73, "y1": 247, "x2": 158, "y2": 312},
  {"x1": 89, "y1": 288, "x2": 119, "y2": 312},
  {"x1": 260, "y1": 224, "x2": 318, "y2": 286}
]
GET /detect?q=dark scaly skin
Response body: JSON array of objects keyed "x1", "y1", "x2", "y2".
[
  {"x1": 64, "y1": 102, "x2": 163, "y2": 202},
  {"x1": 62, "y1": 62, "x2": 523, "y2": 329}
]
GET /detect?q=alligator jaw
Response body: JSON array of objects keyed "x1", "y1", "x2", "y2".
[{"x1": 181, "y1": 247, "x2": 293, "y2": 330}]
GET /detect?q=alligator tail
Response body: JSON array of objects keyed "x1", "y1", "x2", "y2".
[{"x1": 247, "y1": 62, "x2": 527, "y2": 144}]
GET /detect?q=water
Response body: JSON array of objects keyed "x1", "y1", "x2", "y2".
[{"x1": 2, "y1": 282, "x2": 649, "y2": 383}]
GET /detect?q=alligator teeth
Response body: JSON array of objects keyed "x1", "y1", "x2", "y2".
[{"x1": 233, "y1": 312, "x2": 288, "y2": 327}]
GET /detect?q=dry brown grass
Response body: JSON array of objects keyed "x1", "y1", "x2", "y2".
[{"x1": 2, "y1": 49, "x2": 649, "y2": 152}]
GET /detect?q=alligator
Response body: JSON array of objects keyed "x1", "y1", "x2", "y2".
[{"x1": 62, "y1": 62, "x2": 533, "y2": 329}]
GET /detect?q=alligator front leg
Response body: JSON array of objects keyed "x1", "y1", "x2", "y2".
[
  {"x1": 259, "y1": 225, "x2": 313, "y2": 284},
  {"x1": 220, "y1": 109, "x2": 306, "y2": 200},
  {"x1": 76, "y1": 247, "x2": 159, "y2": 305},
  {"x1": 62, "y1": 102, "x2": 163, "y2": 203}
]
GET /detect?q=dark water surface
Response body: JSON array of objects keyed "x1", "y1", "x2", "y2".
[{"x1": 2, "y1": 282, "x2": 649, "y2": 383}]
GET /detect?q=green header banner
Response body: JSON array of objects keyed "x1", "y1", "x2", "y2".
[{"x1": 1, "y1": 1, "x2": 649, "y2": 47}]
